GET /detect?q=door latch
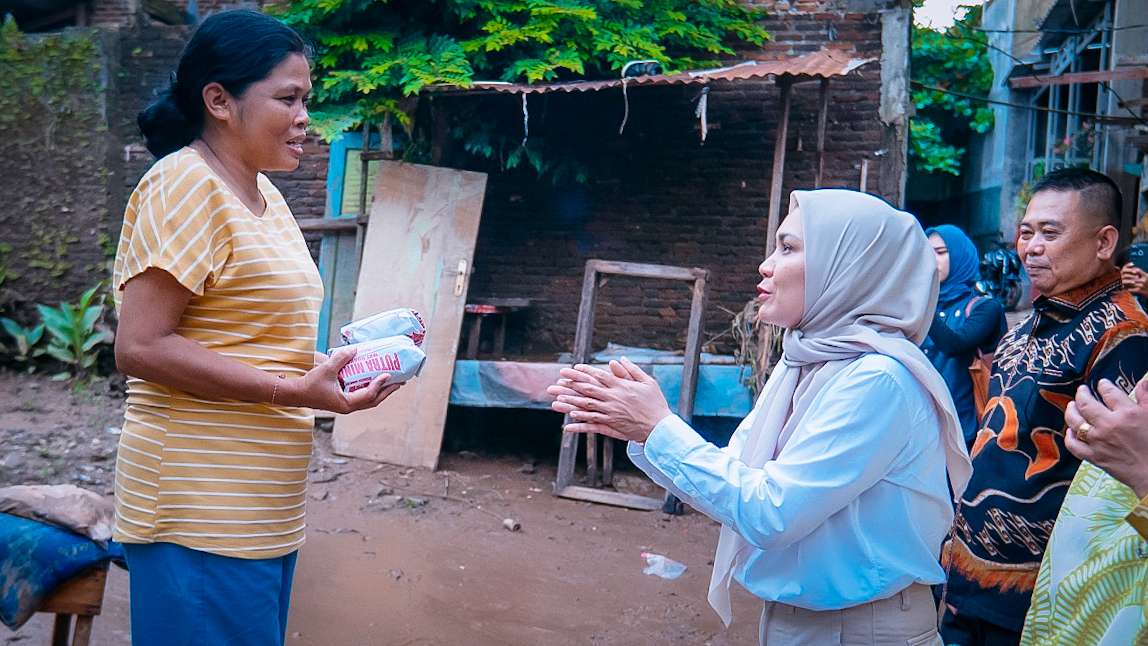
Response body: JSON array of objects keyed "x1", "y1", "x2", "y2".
[{"x1": 454, "y1": 259, "x2": 469, "y2": 296}]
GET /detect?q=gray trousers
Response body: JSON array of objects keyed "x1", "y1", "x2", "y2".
[{"x1": 758, "y1": 583, "x2": 943, "y2": 646}]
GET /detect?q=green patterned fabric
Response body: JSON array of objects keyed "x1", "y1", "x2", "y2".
[{"x1": 1021, "y1": 461, "x2": 1148, "y2": 645}]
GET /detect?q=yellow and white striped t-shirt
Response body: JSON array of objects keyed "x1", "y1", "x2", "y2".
[{"x1": 111, "y1": 147, "x2": 323, "y2": 559}]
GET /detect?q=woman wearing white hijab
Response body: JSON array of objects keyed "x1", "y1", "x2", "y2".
[{"x1": 549, "y1": 189, "x2": 971, "y2": 645}]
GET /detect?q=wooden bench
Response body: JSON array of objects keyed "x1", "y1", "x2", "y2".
[
  {"x1": 36, "y1": 566, "x2": 108, "y2": 646},
  {"x1": 462, "y1": 298, "x2": 532, "y2": 359}
]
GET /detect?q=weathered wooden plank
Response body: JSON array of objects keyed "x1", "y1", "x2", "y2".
[
  {"x1": 1010, "y1": 66, "x2": 1148, "y2": 89},
  {"x1": 40, "y1": 567, "x2": 106, "y2": 616},
  {"x1": 333, "y1": 161, "x2": 487, "y2": 469},
  {"x1": 766, "y1": 78, "x2": 793, "y2": 257},
  {"x1": 662, "y1": 270, "x2": 709, "y2": 514},
  {"x1": 815, "y1": 78, "x2": 830, "y2": 188},
  {"x1": 587, "y1": 259, "x2": 704, "y2": 282},
  {"x1": 679, "y1": 272, "x2": 710, "y2": 423},
  {"x1": 586, "y1": 431, "x2": 599, "y2": 487},
  {"x1": 555, "y1": 486, "x2": 663, "y2": 511},
  {"x1": 327, "y1": 233, "x2": 360, "y2": 351},
  {"x1": 556, "y1": 261, "x2": 602, "y2": 490},
  {"x1": 73, "y1": 616, "x2": 94, "y2": 646},
  {"x1": 51, "y1": 615, "x2": 71, "y2": 646},
  {"x1": 602, "y1": 436, "x2": 614, "y2": 487},
  {"x1": 297, "y1": 217, "x2": 357, "y2": 232}
]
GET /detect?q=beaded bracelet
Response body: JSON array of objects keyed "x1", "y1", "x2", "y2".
[{"x1": 270, "y1": 374, "x2": 286, "y2": 405}]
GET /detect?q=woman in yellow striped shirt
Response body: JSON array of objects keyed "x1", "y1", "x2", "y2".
[{"x1": 112, "y1": 10, "x2": 399, "y2": 646}]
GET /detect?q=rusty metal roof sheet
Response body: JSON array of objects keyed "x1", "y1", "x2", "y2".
[{"x1": 433, "y1": 49, "x2": 875, "y2": 95}]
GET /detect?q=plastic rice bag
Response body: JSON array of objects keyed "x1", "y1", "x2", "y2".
[
  {"x1": 333, "y1": 336, "x2": 426, "y2": 392},
  {"x1": 340, "y1": 308, "x2": 426, "y2": 346}
]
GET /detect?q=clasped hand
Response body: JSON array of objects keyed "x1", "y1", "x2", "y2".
[
  {"x1": 546, "y1": 357, "x2": 673, "y2": 444},
  {"x1": 1065, "y1": 378, "x2": 1148, "y2": 499}
]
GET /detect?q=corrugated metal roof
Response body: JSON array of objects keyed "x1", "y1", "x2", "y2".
[
  {"x1": 1037, "y1": 0, "x2": 1108, "y2": 49},
  {"x1": 432, "y1": 49, "x2": 875, "y2": 95}
]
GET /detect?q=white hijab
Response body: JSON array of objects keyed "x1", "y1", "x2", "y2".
[{"x1": 707, "y1": 189, "x2": 972, "y2": 624}]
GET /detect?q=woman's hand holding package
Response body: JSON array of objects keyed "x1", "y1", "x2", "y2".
[
  {"x1": 286, "y1": 347, "x2": 401, "y2": 414},
  {"x1": 547, "y1": 358, "x2": 672, "y2": 443}
]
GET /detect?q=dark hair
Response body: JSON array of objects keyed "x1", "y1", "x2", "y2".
[
  {"x1": 1030, "y1": 167, "x2": 1123, "y2": 230},
  {"x1": 138, "y1": 10, "x2": 307, "y2": 158}
]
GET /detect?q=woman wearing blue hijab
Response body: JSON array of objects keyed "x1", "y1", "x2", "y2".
[{"x1": 922, "y1": 225, "x2": 1007, "y2": 448}]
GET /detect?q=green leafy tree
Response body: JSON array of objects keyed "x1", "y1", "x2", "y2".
[
  {"x1": 275, "y1": 0, "x2": 769, "y2": 172},
  {"x1": 910, "y1": 4, "x2": 994, "y2": 175}
]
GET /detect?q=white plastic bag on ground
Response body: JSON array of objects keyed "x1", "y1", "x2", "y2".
[{"x1": 641, "y1": 552, "x2": 686, "y2": 580}]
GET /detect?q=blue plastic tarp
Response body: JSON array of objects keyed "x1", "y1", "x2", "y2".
[
  {"x1": 449, "y1": 360, "x2": 754, "y2": 418},
  {"x1": 0, "y1": 514, "x2": 124, "y2": 630}
]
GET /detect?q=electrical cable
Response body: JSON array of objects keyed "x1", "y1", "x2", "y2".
[{"x1": 930, "y1": 30, "x2": 1148, "y2": 128}]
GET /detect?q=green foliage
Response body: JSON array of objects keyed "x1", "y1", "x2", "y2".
[
  {"x1": 910, "y1": 5, "x2": 994, "y2": 176},
  {"x1": 0, "y1": 317, "x2": 45, "y2": 365},
  {"x1": 909, "y1": 120, "x2": 962, "y2": 175},
  {"x1": 0, "y1": 20, "x2": 106, "y2": 300},
  {"x1": 276, "y1": 0, "x2": 769, "y2": 179},
  {"x1": 36, "y1": 284, "x2": 113, "y2": 378},
  {"x1": 0, "y1": 17, "x2": 102, "y2": 147},
  {"x1": 453, "y1": 119, "x2": 588, "y2": 184},
  {"x1": 0, "y1": 242, "x2": 11, "y2": 295}
]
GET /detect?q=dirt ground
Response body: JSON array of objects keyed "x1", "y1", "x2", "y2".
[{"x1": 1, "y1": 371, "x2": 761, "y2": 645}]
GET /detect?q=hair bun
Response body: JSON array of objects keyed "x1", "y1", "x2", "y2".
[{"x1": 137, "y1": 88, "x2": 196, "y2": 158}]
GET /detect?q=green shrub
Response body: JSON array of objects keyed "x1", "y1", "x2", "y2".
[{"x1": 36, "y1": 284, "x2": 113, "y2": 378}]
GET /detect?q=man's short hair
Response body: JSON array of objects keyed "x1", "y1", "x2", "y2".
[{"x1": 1031, "y1": 168, "x2": 1123, "y2": 230}]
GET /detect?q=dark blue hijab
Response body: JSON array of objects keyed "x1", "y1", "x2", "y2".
[{"x1": 926, "y1": 224, "x2": 980, "y2": 306}]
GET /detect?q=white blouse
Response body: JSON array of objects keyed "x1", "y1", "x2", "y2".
[{"x1": 629, "y1": 353, "x2": 954, "y2": 610}]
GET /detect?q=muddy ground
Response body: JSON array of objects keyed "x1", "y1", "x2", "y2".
[{"x1": 1, "y1": 371, "x2": 761, "y2": 645}]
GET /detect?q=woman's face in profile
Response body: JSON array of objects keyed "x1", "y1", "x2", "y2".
[
  {"x1": 755, "y1": 207, "x2": 806, "y2": 328},
  {"x1": 928, "y1": 233, "x2": 950, "y2": 282},
  {"x1": 222, "y1": 52, "x2": 312, "y2": 173}
]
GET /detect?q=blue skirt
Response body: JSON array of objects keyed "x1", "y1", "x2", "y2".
[{"x1": 124, "y1": 542, "x2": 298, "y2": 646}]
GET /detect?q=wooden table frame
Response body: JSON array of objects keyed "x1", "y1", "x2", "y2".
[
  {"x1": 36, "y1": 566, "x2": 108, "y2": 646},
  {"x1": 463, "y1": 298, "x2": 532, "y2": 359},
  {"x1": 554, "y1": 260, "x2": 709, "y2": 512}
]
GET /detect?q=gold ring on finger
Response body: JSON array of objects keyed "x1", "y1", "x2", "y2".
[{"x1": 1076, "y1": 422, "x2": 1093, "y2": 442}]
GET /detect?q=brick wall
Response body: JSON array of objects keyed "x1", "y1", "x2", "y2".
[
  {"x1": 268, "y1": 137, "x2": 330, "y2": 259},
  {"x1": 91, "y1": 0, "x2": 264, "y2": 29},
  {"x1": 90, "y1": 0, "x2": 135, "y2": 29},
  {"x1": 455, "y1": 2, "x2": 900, "y2": 357},
  {"x1": 107, "y1": 23, "x2": 191, "y2": 218},
  {"x1": 0, "y1": 18, "x2": 328, "y2": 313},
  {"x1": 108, "y1": 22, "x2": 329, "y2": 242},
  {"x1": 0, "y1": 29, "x2": 116, "y2": 313},
  {"x1": 3, "y1": 0, "x2": 902, "y2": 361}
]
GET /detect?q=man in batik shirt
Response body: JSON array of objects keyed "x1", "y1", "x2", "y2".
[{"x1": 941, "y1": 169, "x2": 1148, "y2": 645}]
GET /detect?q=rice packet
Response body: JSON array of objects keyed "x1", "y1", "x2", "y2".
[
  {"x1": 332, "y1": 335, "x2": 427, "y2": 392},
  {"x1": 340, "y1": 308, "x2": 425, "y2": 346}
]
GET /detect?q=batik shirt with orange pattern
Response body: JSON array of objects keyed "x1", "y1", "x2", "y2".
[{"x1": 943, "y1": 272, "x2": 1148, "y2": 632}]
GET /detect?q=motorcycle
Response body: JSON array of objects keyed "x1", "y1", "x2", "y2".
[{"x1": 976, "y1": 243, "x2": 1024, "y2": 311}]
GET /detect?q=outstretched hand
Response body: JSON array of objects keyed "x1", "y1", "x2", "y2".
[{"x1": 546, "y1": 358, "x2": 672, "y2": 444}]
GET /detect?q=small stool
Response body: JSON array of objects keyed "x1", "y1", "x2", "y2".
[
  {"x1": 37, "y1": 566, "x2": 108, "y2": 646},
  {"x1": 463, "y1": 298, "x2": 532, "y2": 359}
]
